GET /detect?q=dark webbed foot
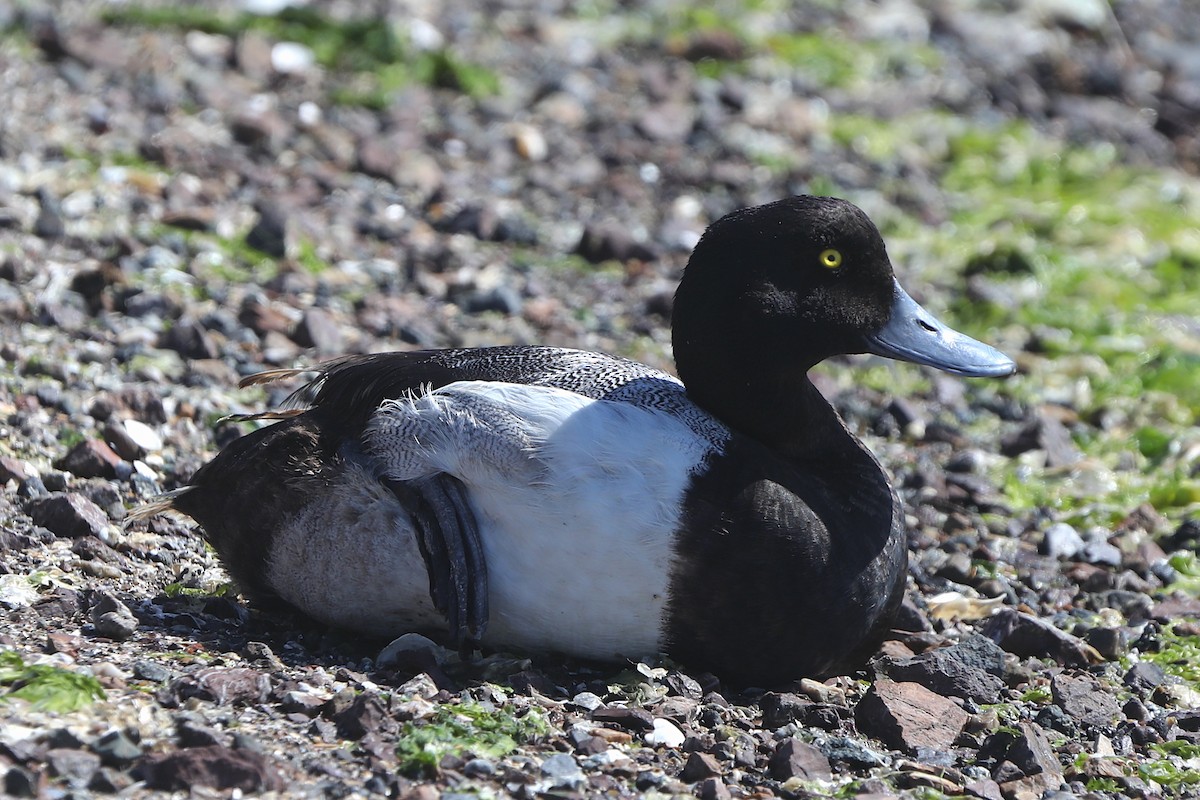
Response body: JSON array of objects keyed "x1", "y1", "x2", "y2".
[{"x1": 385, "y1": 474, "x2": 488, "y2": 651}]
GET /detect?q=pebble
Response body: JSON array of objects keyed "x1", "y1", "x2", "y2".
[
  {"x1": 270, "y1": 41, "x2": 314, "y2": 74},
  {"x1": 644, "y1": 717, "x2": 686, "y2": 748}
]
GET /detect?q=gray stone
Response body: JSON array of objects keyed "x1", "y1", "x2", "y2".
[
  {"x1": 92, "y1": 729, "x2": 142, "y2": 767},
  {"x1": 884, "y1": 635, "x2": 1006, "y2": 704},
  {"x1": 540, "y1": 752, "x2": 585, "y2": 789},
  {"x1": 1041, "y1": 522, "x2": 1083, "y2": 559},
  {"x1": 1051, "y1": 672, "x2": 1122, "y2": 728},
  {"x1": 46, "y1": 747, "x2": 101, "y2": 789}
]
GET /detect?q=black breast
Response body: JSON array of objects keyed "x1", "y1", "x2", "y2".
[{"x1": 665, "y1": 434, "x2": 906, "y2": 685}]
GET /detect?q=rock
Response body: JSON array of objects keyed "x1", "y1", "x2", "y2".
[
  {"x1": 882, "y1": 635, "x2": 1007, "y2": 704},
  {"x1": 54, "y1": 439, "x2": 123, "y2": 479},
  {"x1": 591, "y1": 705, "x2": 655, "y2": 732},
  {"x1": 769, "y1": 738, "x2": 832, "y2": 781},
  {"x1": 1000, "y1": 412, "x2": 1081, "y2": 467},
  {"x1": 1123, "y1": 661, "x2": 1168, "y2": 694},
  {"x1": 34, "y1": 187, "x2": 65, "y2": 239},
  {"x1": 637, "y1": 101, "x2": 696, "y2": 142},
  {"x1": 25, "y1": 493, "x2": 110, "y2": 538},
  {"x1": 761, "y1": 692, "x2": 814, "y2": 729},
  {"x1": 1050, "y1": 672, "x2": 1121, "y2": 728},
  {"x1": 329, "y1": 693, "x2": 387, "y2": 740},
  {"x1": 983, "y1": 722, "x2": 1064, "y2": 798},
  {"x1": 175, "y1": 667, "x2": 271, "y2": 706},
  {"x1": 511, "y1": 123, "x2": 548, "y2": 161},
  {"x1": 680, "y1": 751, "x2": 722, "y2": 782},
  {"x1": 1040, "y1": 522, "x2": 1083, "y2": 559},
  {"x1": 980, "y1": 608, "x2": 1101, "y2": 667},
  {"x1": 645, "y1": 717, "x2": 686, "y2": 748},
  {"x1": 132, "y1": 660, "x2": 172, "y2": 683},
  {"x1": 90, "y1": 591, "x2": 138, "y2": 640},
  {"x1": 46, "y1": 747, "x2": 101, "y2": 789},
  {"x1": 92, "y1": 730, "x2": 142, "y2": 767},
  {"x1": 0, "y1": 456, "x2": 31, "y2": 485},
  {"x1": 292, "y1": 308, "x2": 344, "y2": 355},
  {"x1": 270, "y1": 41, "x2": 314, "y2": 74},
  {"x1": 244, "y1": 204, "x2": 289, "y2": 258},
  {"x1": 575, "y1": 223, "x2": 659, "y2": 264},
  {"x1": 1083, "y1": 627, "x2": 1126, "y2": 660},
  {"x1": 540, "y1": 753, "x2": 585, "y2": 789},
  {"x1": 696, "y1": 776, "x2": 732, "y2": 800},
  {"x1": 854, "y1": 680, "x2": 969, "y2": 755},
  {"x1": 140, "y1": 745, "x2": 285, "y2": 792}
]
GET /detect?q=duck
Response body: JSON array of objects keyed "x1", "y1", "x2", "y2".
[{"x1": 149, "y1": 196, "x2": 1015, "y2": 686}]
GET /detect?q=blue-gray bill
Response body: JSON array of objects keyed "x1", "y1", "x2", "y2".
[{"x1": 863, "y1": 279, "x2": 1016, "y2": 378}]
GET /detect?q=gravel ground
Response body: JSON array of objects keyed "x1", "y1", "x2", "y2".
[{"x1": 3, "y1": 0, "x2": 1200, "y2": 798}]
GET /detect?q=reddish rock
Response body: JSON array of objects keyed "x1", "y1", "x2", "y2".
[
  {"x1": 174, "y1": 668, "x2": 271, "y2": 706},
  {"x1": 591, "y1": 705, "x2": 655, "y2": 732},
  {"x1": 140, "y1": 745, "x2": 285, "y2": 792},
  {"x1": 854, "y1": 680, "x2": 969, "y2": 754},
  {"x1": 54, "y1": 439, "x2": 122, "y2": 479},
  {"x1": 679, "y1": 750, "x2": 722, "y2": 782},
  {"x1": 769, "y1": 738, "x2": 831, "y2": 781},
  {"x1": 25, "y1": 493, "x2": 109, "y2": 538}
]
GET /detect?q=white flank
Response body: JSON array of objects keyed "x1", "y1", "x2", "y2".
[{"x1": 353, "y1": 381, "x2": 721, "y2": 661}]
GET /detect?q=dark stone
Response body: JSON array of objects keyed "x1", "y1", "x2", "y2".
[
  {"x1": 760, "y1": 692, "x2": 813, "y2": 729},
  {"x1": 139, "y1": 745, "x2": 286, "y2": 792},
  {"x1": 462, "y1": 285, "x2": 523, "y2": 316},
  {"x1": 854, "y1": 680, "x2": 969, "y2": 755},
  {"x1": 980, "y1": 608, "x2": 1099, "y2": 667},
  {"x1": 1083, "y1": 627, "x2": 1126, "y2": 660},
  {"x1": 1123, "y1": 661, "x2": 1168, "y2": 694},
  {"x1": 161, "y1": 317, "x2": 219, "y2": 361},
  {"x1": 53, "y1": 439, "x2": 123, "y2": 479},
  {"x1": 92, "y1": 730, "x2": 142, "y2": 767},
  {"x1": 1000, "y1": 412, "x2": 1081, "y2": 467},
  {"x1": 575, "y1": 224, "x2": 659, "y2": 264},
  {"x1": 176, "y1": 715, "x2": 228, "y2": 748},
  {"x1": 883, "y1": 635, "x2": 1006, "y2": 703},
  {"x1": 680, "y1": 750, "x2": 722, "y2": 782},
  {"x1": 132, "y1": 659, "x2": 172, "y2": 683},
  {"x1": 3, "y1": 765, "x2": 40, "y2": 797},
  {"x1": 25, "y1": 492, "x2": 109, "y2": 538},
  {"x1": 1051, "y1": 672, "x2": 1122, "y2": 728},
  {"x1": 292, "y1": 308, "x2": 344, "y2": 356},
  {"x1": 330, "y1": 693, "x2": 387, "y2": 740},
  {"x1": 894, "y1": 595, "x2": 933, "y2": 632},
  {"x1": 244, "y1": 205, "x2": 288, "y2": 258},
  {"x1": 768, "y1": 738, "x2": 831, "y2": 782},
  {"x1": 695, "y1": 776, "x2": 732, "y2": 800},
  {"x1": 591, "y1": 705, "x2": 655, "y2": 732},
  {"x1": 816, "y1": 735, "x2": 888, "y2": 768},
  {"x1": 34, "y1": 187, "x2": 65, "y2": 239}
]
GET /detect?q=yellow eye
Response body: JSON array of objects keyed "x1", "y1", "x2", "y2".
[{"x1": 819, "y1": 248, "x2": 843, "y2": 269}]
